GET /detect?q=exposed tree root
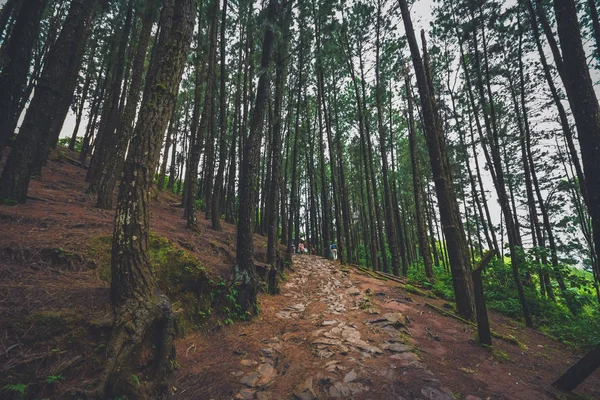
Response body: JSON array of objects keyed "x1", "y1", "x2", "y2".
[{"x1": 98, "y1": 291, "x2": 176, "y2": 399}]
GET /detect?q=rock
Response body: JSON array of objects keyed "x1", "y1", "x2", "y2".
[
  {"x1": 293, "y1": 377, "x2": 318, "y2": 400},
  {"x1": 240, "y1": 372, "x2": 260, "y2": 387},
  {"x1": 343, "y1": 369, "x2": 358, "y2": 383},
  {"x1": 383, "y1": 312, "x2": 408, "y2": 327},
  {"x1": 312, "y1": 338, "x2": 343, "y2": 346},
  {"x1": 256, "y1": 363, "x2": 277, "y2": 386},
  {"x1": 345, "y1": 338, "x2": 383, "y2": 354},
  {"x1": 262, "y1": 348, "x2": 273, "y2": 357},
  {"x1": 329, "y1": 381, "x2": 368, "y2": 397},
  {"x1": 240, "y1": 359, "x2": 258, "y2": 367},
  {"x1": 347, "y1": 287, "x2": 361, "y2": 296},
  {"x1": 341, "y1": 327, "x2": 361, "y2": 341},
  {"x1": 322, "y1": 320, "x2": 338, "y2": 326},
  {"x1": 420, "y1": 386, "x2": 453, "y2": 400},
  {"x1": 389, "y1": 352, "x2": 420, "y2": 364},
  {"x1": 231, "y1": 371, "x2": 245, "y2": 377},
  {"x1": 235, "y1": 388, "x2": 256, "y2": 399},
  {"x1": 383, "y1": 343, "x2": 411, "y2": 353}
]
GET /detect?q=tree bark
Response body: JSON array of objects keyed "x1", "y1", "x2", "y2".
[
  {"x1": 102, "y1": 0, "x2": 194, "y2": 395},
  {"x1": 96, "y1": 4, "x2": 154, "y2": 209},
  {"x1": 399, "y1": 0, "x2": 475, "y2": 320},
  {"x1": 553, "y1": 0, "x2": 600, "y2": 284},
  {"x1": 0, "y1": 0, "x2": 97, "y2": 202},
  {"x1": 235, "y1": 0, "x2": 278, "y2": 314},
  {"x1": 0, "y1": 0, "x2": 48, "y2": 159}
]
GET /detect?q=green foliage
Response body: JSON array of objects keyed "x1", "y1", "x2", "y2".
[
  {"x1": 2, "y1": 383, "x2": 26, "y2": 398},
  {"x1": 56, "y1": 137, "x2": 83, "y2": 152},
  {"x1": 405, "y1": 255, "x2": 600, "y2": 349},
  {"x1": 45, "y1": 374, "x2": 65, "y2": 384}
]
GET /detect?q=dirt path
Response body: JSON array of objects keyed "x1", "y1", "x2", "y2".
[
  {"x1": 172, "y1": 255, "x2": 600, "y2": 400},
  {"x1": 172, "y1": 255, "x2": 454, "y2": 399}
]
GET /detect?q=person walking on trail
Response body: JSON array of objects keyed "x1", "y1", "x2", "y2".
[
  {"x1": 330, "y1": 242, "x2": 337, "y2": 260},
  {"x1": 298, "y1": 241, "x2": 304, "y2": 254}
]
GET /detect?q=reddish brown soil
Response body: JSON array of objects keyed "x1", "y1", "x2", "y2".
[
  {"x1": 0, "y1": 148, "x2": 267, "y2": 398},
  {"x1": 1, "y1": 149, "x2": 598, "y2": 399},
  {"x1": 353, "y1": 272, "x2": 600, "y2": 400}
]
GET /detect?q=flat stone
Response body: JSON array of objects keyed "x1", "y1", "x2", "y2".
[
  {"x1": 390, "y1": 352, "x2": 420, "y2": 364},
  {"x1": 240, "y1": 359, "x2": 258, "y2": 367},
  {"x1": 240, "y1": 372, "x2": 260, "y2": 387},
  {"x1": 235, "y1": 388, "x2": 255, "y2": 400},
  {"x1": 322, "y1": 320, "x2": 338, "y2": 326},
  {"x1": 343, "y1": 369, "x2": 358, "y2": 383},
  {"x1": 345, "y1": 338, "x2": 382, "y2": 354},
  {"x1": 341, "y1": 328, "x2": 361, "y2": 341},
  {"x1": 256, "y1": 363, "x2": 277, "y2": 386},
  {"x1": 312, "y1": 338, "x2": 343, "y2": 346},
  {"x1": 293, "y1": 377, "x2": 318, "y2": 400},
  {"x1": 347, "y1": 287, "x2": 362, "y2": 296},
  {"x1": 383, "y1": 343, "x2": 411, "y2": 353},
  {"x1": 420, "y1": 386, "x2": 453, "y2": 400},
  {"x1": 329, "y1": 381, "x2": 368, "y2": 397}
]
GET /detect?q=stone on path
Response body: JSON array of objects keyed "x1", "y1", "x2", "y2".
[
  {"x1": 383, "y1": 343, "x2": 412, "y2": 353},
  {"x1": 235, "y1": 388, "x2": 255, "y2": 399},
  {"x1": 293, "y1": 377, "x2": 318, "y2": 400},
  {"x1": 343, "y1": 369, "x2": 358, "y2": 383}
]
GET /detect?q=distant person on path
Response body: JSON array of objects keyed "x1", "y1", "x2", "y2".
[
  {"x1": 331, "y1": 242, "x2": 337, "y2": 260},
  {"x1": 298, "y1": 241, "x2": 304, "y2": 254}
]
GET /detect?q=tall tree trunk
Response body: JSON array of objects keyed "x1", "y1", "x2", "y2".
[
  {"x1": 235, "y1": 0, "x2": 277, "y2": 313},
  {"x1": 185, "y1": 0, "x2": 219, "y2": 228},
  {"x1": 102, "y1": 0, "x2": 194, "y2": 396},
  {"x1": 399, "y1": 0, "x2": 475, "y2": 320},
  {"x1": 0, "y1": 0, "x2": 98, "y2": 202},
  {"x1": 87, "y1": 3, "x2": 134, "y2": 190},
  {"x1": 96, "y1": 4, "x2": 154, "y2": 209},
  {"x1": 69, "y1": 39, "x2": 98, "y2": 150},
  {"x1": 406, "y1": 77, "x2": 434, "y2": 280},
  {"x1": 0, "y1": 0, "x2": 48, "y2": 159},
  {"x1": 267, "y1": 0, "x2": 292, "y2": 264},
  {"x1": 375, "y1": 0, "x2": 402, "y2": 275},
  {"x1": 553, "y1": 0, "x2": 600, "y2": 278},
  {"x1": 210, "y1": 0, "x2": 229, "y2": 231}
]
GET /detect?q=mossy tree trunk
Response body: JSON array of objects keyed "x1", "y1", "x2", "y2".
[{"x1": 101, "y1": 0, "x2": 194, "y2": 396}]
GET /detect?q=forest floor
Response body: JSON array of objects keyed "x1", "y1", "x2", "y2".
[
  {"x1": 0, "y1": 148, "x2": 599, "y2": 399},
  {"x1": 171, "y1": 255, "x2": 600, "y2": 400}
]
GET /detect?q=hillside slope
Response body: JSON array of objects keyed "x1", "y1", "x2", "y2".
[{"x1": 0, "y1": 149, "x2": 598, "y2": 399}]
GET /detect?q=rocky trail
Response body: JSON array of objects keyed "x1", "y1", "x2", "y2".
[{"x1": 171, "y1": 255, "x2": 600, "y2": 400}]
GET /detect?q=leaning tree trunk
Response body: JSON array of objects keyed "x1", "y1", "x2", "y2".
[
  {"x1": 406, "y1": 77, "x2": 434, "y2": 280},
  {"x1": 0, "y1": 0, "x2": 48, "y2": 159},
  {"x1": 0, "y1": 0, "x2": 98, "y2": 203},
  {"x1": 235, "y1": 0, "x2": 278, "y2": 314},
  {"x1": 399, "y1": 0, "x2": 475, "y2": 320},
  {"x1": 553, "y1": 0, "x2": 600, "y2": 286},
  {"x1": 100, "y1": 0, "x2": 194, "y2": 397}
]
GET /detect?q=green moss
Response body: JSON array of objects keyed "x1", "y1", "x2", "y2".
[
  {"x1": 21, "y1": 310, "x2": 82, "y2": 339},
  {"x1": 85, "y1": 232, "x2": 252, "y2": 334}
]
